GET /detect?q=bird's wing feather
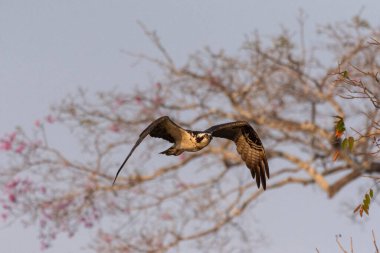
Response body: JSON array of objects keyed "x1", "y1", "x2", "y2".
[
  {"x1": 112, "y1": 116, "x2": 186, "y2": 185},
  {"x1": 205, "y1": 121, "x2": 248, "y2": 140},
  {"x1": 148, "y1": 116, "x2": 186, "y2": 143},
  {"x1": 206, "y1": 121, "x2": 270, "y2": 189}
]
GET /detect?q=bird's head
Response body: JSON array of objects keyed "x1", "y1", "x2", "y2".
[{"x1": 195, "y1": 132, "x2": 212, "y2": 146}]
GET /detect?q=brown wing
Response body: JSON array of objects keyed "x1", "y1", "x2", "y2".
[
  {"x1": 112, "y1": 116, "x2": 186, "y2": 185},
  {"x1": 206, "y1": 121, "x2": 270, "y2": 190}
]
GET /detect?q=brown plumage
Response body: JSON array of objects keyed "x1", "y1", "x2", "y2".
[
  {"x1": 206, "y1": 122, "x2": 270, "y2": 189},
  {"x1": 113, "y1": 116, "x2": 270, "y2": 189}
]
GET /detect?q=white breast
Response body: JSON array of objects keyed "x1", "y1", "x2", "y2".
[
  {"x1": 176, "y1": 132, "x2": 211, "y2": 152},
  {"x1": 176, "y1": 132, "x2": 198, "y2": 151}
]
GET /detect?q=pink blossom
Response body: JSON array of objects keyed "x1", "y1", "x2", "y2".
[
  {"x1": 40, "y1": 242, "x2": 49, "y2": 251},
  {"x1": 1, "y1": 213, "x2": 7, "y2": 221},
  {"x1": 108, "y1": 123, "x2": 120, "y2": 133},
  {"x1": 160, "y1": 212, "x2": 173, "y2": 221},
  {"x1": 15, "y1": 142, "x2": 26, "y2": 154},
  {"x1": 155, "y1": 82, "x2": 162, "y2": 89},
  {"x1": 0, "y1": 132, "x2": 18, "y2": 151},
  {"x1": 57, "y1": 199, "x2": 72, "y2": 210},
  {"x1": 35, "y1": 120, "x2": 42, "y2": 128},
  {"x1": 8, "y1": 193, "x2": 17, "y2": 203},
  {"x1": 45, "y1": 115, "x2": 55, "y2": 124},
  {"x1": 40, "y1": 219, "x2": 47, "y2": 228},
  {"x1": 135, "y1": 95, "x2": 142, "y2": 104},
  {"x1": 5, "y1": 179, "x2": 19, "y2": 189},
  {"x1": 101, "y1": 233, "x2": 112, "y2": 244},
  {"x1": 40, "y1": 186, "x2": 47, "y2": 194},
  {"x1": 84, "y1": 222, "x2": 93, "y2": 228},
  {"x1": 41, "y1": 208, "x2": 53, "y2": 220},
  {"x1": 115, "y1": 97, "x2": 127, "y2": 106},
  {"x1": 21, "y1": 178, "x2": 32, "y2": 186},
  {"x1": 2, "y1": 204, "x2": 10, "y2": 210},
  {"x1": 0, "y1": 140, "x2": 12, "y2": 151},
  {"x1": 154, "y1": 96, "x2": 163, "y2": 105},
  {"x1": 141, "y1": 108, "x2": 152, "y2": 114},
  {"x1": 80, "y1": 216, "x2": 94, "y2": 228},
  {"x1": 176, "y1": 182, "x2": 187, "y2": 189}
]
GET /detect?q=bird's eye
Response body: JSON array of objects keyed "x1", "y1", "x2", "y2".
[{"x1": 196, "y1": 136, "x2": 204, "y2": 143}]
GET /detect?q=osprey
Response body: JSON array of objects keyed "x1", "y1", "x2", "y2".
[{"x1": 113, "y1": 116, "x2": 270, "y2": 189}]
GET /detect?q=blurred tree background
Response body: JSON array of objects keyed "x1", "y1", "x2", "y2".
[{"x1": 1, "y1": 9, "x2": 379, "y2": 253}]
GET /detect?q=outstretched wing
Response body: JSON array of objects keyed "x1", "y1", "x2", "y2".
[
  {"x1": 206, "y1": 121, "x2": 270, "y2": 190},
  {"x1": 113, "y1": 116, "x2": 186, "y2": 185}
]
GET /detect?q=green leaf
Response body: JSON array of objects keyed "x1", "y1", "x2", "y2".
[
  {"x1": 363, "y1": 206, "x2": 369, "y2": 215},
  {"x1": 333, "y1": 116, "x2": 346, "y2": 138},
  {"x1": 363, "y1": 194, "x2": 370, "y2": 206},
  {"x1": 370, "y1": 189, "x2": 374, "y2": 198},
  {"x1": 348, "y1": 137, "x2": 354, "y2": 151},
  {"x1": 336, "y1": 120, "x2": 345, "y2": 132},
  {"x1": 342, "y1": 138, "x2": 348, "y2": 150},
  {"x1": 342, "y1": 70, "x2": 349, "y2": 78}
]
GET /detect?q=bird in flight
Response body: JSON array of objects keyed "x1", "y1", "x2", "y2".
[{"x1": 113, "y1": 116, "x2": 270, "y2": 189}]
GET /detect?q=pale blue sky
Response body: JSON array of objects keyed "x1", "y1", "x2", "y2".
[{"x1": 1, "y1": 1, "x2": 380, "y2": 252}]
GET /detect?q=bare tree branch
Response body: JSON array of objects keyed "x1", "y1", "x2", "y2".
[{"x1": 0, "y1": 15, "x2": 379, "y2": 252}]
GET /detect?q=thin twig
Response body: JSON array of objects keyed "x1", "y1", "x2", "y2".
[
  {"x1": 350, "y1": 237, "x2": 354, "y2": 253},
  {"x1": 373, "y1": 230, "x2": 379, "y2": 253},
  {"x1": 336, "y1": 235, "x2": 349, "y2": 253}
]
